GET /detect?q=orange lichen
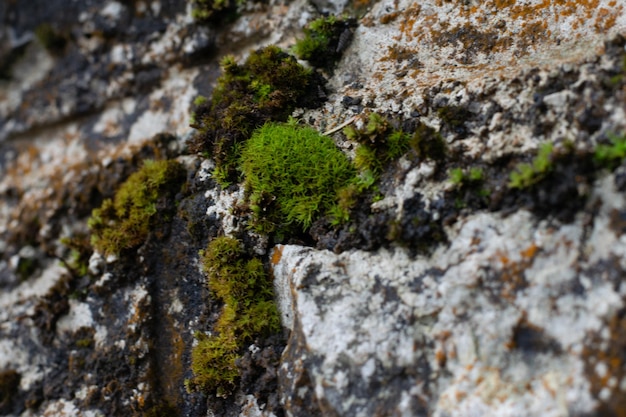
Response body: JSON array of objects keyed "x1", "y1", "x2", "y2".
[
  {"x1": 520, "y1": 243, "x2": 539, "y2": 259},
  {"x1": 398, "y1": 3, "x2": 422, "y2": 42},
  {"x1": 388, "y1": 0, "x2": 620, "y2": 68},
  {"x1": 493, "y1": 244, "x2": 540, "y2": 300},
  {"x1": 455, "y1": 390, "x2": 467, "y2": 402},
  {"x1": 380, "y1": 10, "x2": 401, "y2": 24},
  {"x1": 436, "y1": 349, "x2": 447, "y2": 368},
  {"x1": 494, "y1": 0, "x2": 516, "y2": 8},
  {"x1": 595, "y1": 7, "x2": 618, "y2": 32},
  {"x1": 382, "y1": 45, "x2": 419, "y2": 63},
  {"x1": 271, "y1": 245, "x2": 283, "y2": 266}
]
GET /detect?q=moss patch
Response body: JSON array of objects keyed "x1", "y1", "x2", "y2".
[
  {"x1": 508, "y1": 142, "x2": 554, "y2": 189},
  {"x1": 408, "y1": 122, "x2": 447, "y2": 162},
  {"x1": 188, "y1": 46, "x2": 325, "y2": 182},
  {"x1": 447, "y1": 166, "x2": 489, "y2": 210},
  {"x1": 240, "y1": 122, "x2": 356, "y2": 237},
  {"x1": 293, "y1": 15, "x2": 356, "y2": 70},
  {"x1": 88, "y1": 159, "x2": 186, "y2": 256},
  {"x1": 345, "y1": 113, "x2": 411, "y2": 176},
  {"x1": 190, "y1": 237, "x2": 281, "y2": 396},
  {"x1": 595, "y1": 133, "x2": 626, "y2": 168}
]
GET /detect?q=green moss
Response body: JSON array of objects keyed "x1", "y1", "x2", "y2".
[
  {"x1": 144, "y1": 402, "x2": 178, "y2": 417},
  {"x1": 448, "y1": 166, "x2": 489, "y2": 209},
  {"x1": 338, "y1": 113, "x2": 411, "y2": 224},
  {"x1": 16, "y1": 257, "x2": 38, "y2": 281},
  {"x1": 449, "y1": 167, "x2": 484, "y2": 186},
  {"x1": 344, "y1": 112, "x2": 389, "y2": 144},
  {"x1": 188, "y1": 46, "x2": 324, "y2": 182},
  {"x1": 190, "y1": 0, "x2": 243, "y2": 23},
  {"x1": 75, "y1": 337, "x2": 94, "y2": 349},
  {"x1": 60, "y1": 234, "x2": 92, "y2": 277},
  {"x1": 508, "y1": 142, "x2": 554, "y2": 189},
  {"x1": 594, "y1": 133, "x2": 626, "y2": 168},
  {"x1": 354, "y1": 144, "x2": 382, "y2": 174},
  {"x1": 240, "y1": 122, "x2": 355, "y2": 236},
  {"x1": 409, "y1": 123, "x2": 447, "y2": 161},
  {"x1": 190, "y1": 237, "x2": 280, "y2": 396},
  {"x1": 345, "y1": 113, "x2": 411, "y2": 176},
  {"x1": 293, "y1": 15, "x2": 356, "y2": 69},
  {"x1": 88, "y1": 160, "x2": 186, "y2": 256},
  {"x1": 437, "y1": 105, "x2": 470, "y2": 129}
]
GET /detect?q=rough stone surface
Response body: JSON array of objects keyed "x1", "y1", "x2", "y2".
[
  {"x1": 272, "y1": 176, "x2": 626, "y2": 416},
  {"x1": 1, "y1": 0, "x2": 626, "y2": 416}
]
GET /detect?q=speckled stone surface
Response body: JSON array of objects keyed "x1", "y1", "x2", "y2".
[{"x1": 1, "y1": 0, "x2": 626, "y2": 416}]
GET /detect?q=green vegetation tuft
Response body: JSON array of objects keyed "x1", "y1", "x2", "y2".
[
  {"x1": 293, "y1": 15, "x2": 356, "y2": 69},
  {"x1": 594, "y1": 133, "x2": 626, "y2": 168},
  {"x1": 409, "y1": 123, "x2": 447, "y2": 161},
  {"x1": 337, "y1": 113, "x2": 412, "y2": 225},
  {"x1": 241, "y1": 122, "x2": 356, "y2": 236},
  {"x1": 449, "y1": 167, "x2": 484, "y2": 186},
  {"x1": 448, "y1": 166, "x2": 489, "y2": 209},
  {"x1": 190, "y1": 237, "x2": 280, "y2": 396},
  {"x1": 508, "y1": 142, "x2": 554, "y2": 189},
  {"x1": 60, "y1": 234, "x2": 92, "y2": 277},
  {"x1": 188, "y1": 46, "x2": 324, "y2": 183},
  {"x1": 354, "y1": 144, "x2": 381, "y2": 174},
  {"x1": 437, "y1": 105, "x2": 471, "y2": 129},
  {"x1": 88, "y1": 160, "x2": 186, "y2": 256},
  {"x1": 344, "y1": 112, "x2": 411, "y2": 176},
  {"x1": 190, "y1": 0, "x2": 245, "y2": 23}
]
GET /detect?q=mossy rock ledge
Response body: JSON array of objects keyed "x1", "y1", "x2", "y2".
[{"x1": 1, "y1": 0, "x2": 626, "y2": 416}]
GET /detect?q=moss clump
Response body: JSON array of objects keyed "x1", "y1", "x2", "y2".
[
  {"x1": 448, "y1": 167, "x2": 489, "y2": 209},
  {"x1": 508, "y1": 142, "x2": 554, "y2": 189},
  {"x1": 190, "y1": 237, "x2": 280, "y2": 396},
  {"x1": 16, "y1": 256, "x2": 38, "y2": 282},
  {"x1": 188, "y1": 46, "x2": 325, "y2": 182},
  {"x1": 409, "y1": 123, "x2": 447, "y2": 162},
  {"x1": 437, "y1": 105, "x2": 471, "y2": 130},
  {"x1": 88, "y1": 160, "x2": 186, "y2": 256},
  {"x1": 594, "y1": 133, "x2": 626, "y2": 168},
  {"x1": 190, "y1": 0, "x2": 245, "y2": 23},
  {"x1": 293, "y1": 15, "x2": 356, "y2": 70},
  {"x1": 449, "y1": 167, "x2": 484, "y2": 186},
  {"x1": 335, "y1": 113, "x2": 410, "y2": 225},
  {"x1": 60, "y1": 234, "x2": 92, "y2": 278},
  {"x1": 241, "y1": 122, "x2": 356, "y2": 236},
  {"x1": 345, "y1": 113, "x2": 411, "y2": 176}
]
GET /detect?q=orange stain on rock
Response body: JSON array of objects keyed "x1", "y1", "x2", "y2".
[{"x1": 271, "y1": 245, "x2": 283, "y2": 266}]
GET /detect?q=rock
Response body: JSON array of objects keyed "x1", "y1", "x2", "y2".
[
  {"x1": 272, "y1": 183, "x2": 625, "y2": 415},
  {"x1": 1, "y1": 0, "x2": 626, "y2": 415}
]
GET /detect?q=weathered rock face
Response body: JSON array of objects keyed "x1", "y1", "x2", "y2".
[{"x1": 1, "y1": 0, "x2": 626, "y2": 416}]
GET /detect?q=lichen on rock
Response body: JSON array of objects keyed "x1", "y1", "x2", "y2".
[{"x1": 1, "y1": 0, "x2": 626, "y2": 416}]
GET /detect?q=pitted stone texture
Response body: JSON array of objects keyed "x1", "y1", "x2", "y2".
[
  {"x1": 306, "y1": 0, "x2": 626, "y2": 164},
  {"x1": 273, "y1": 176, "x2": 626, "y2": 417},
  {"x1": 1, "y1": 0, "x2": 626, "y2": 415}
]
